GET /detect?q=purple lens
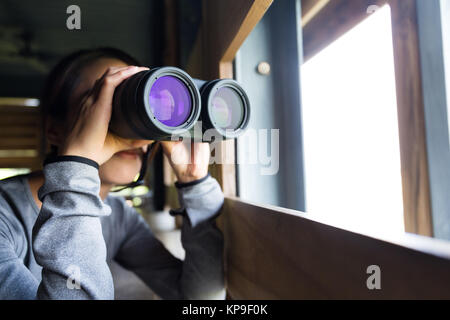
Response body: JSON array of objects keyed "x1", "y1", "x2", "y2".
[{"x1": 149, "y1": 76, "x2": 192, "y2": 127}]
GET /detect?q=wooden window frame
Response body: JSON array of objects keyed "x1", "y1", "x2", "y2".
[
  {"x1": 302, "y1": 0, "x2": 437, "y2": 237},
  {"x1": 172, "y1": 0, "x2": 450, "y2": 299}
]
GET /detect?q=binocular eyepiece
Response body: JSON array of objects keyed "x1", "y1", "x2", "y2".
[{"x1": 109, "y1": 66, "x2": 250, "y2": 141}]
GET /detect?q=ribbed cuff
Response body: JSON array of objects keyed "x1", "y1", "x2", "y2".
[
  {"x1": 175, "y1": 173, "x2": 210, "y2": 189},
  {"x1": 176, "y1": 175, "x2": 224, "y2": 228},
  {"x1": 44, "y1": 155, "x2": 99, "y2": 170}
]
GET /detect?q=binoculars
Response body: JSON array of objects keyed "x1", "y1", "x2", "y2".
[{"x1": 109, "y1": 66, "x2": 250, "y2": 141}]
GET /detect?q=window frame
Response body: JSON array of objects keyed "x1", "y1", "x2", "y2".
[{"x1": 175, "y1": 0, "x2": 450, "y2": 299}]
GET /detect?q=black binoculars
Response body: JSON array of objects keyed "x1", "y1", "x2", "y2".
[{"x1": 109, "y1": 66, "x2": 250, "y2": 141}]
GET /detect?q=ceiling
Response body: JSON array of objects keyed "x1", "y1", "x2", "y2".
[{"x1": 0, "y1": 0, "x2": 165, "y2": 97}]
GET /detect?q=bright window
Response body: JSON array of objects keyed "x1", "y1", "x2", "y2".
[{"x1": 301, "y1": 5, "x2": 404, "y2": 236}]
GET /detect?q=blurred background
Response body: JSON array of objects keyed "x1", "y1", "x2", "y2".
[{"x1": 1, "y1": 0, "x2": 450, "y2": 299}]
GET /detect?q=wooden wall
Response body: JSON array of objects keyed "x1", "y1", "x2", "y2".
[
  {"x1": 223, "y1": 197, "x2": 450, "y2": 299},
  {"x1": 0, "y1": 99, "x2": 43, "y2": 170}
]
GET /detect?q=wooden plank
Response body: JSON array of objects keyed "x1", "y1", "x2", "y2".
[
  {"x1": 0, "y1": 126, "x2": 39, "y2": 137},
  {"x1": 0, "y1": 137, "x2": 39, "y2": 150},
  {"x1": 303, "y1": 0, "x2": 387, "y2": 62},
  {"x1": 202, "y1": 0, "x2": 272, "y2": 79},
  {"x1": 390, "y1": 0, "x2": 433, "y2": 237},
  {"x1": 0, "y1": 105, "x2": 44, "y2": 168},
  {"x1": 196, "y1": 0, "x2": 272, "y2": 196},
  {"x1": 0, "y1": 149, "x2": 38, "y2": 157},
  {"x1": 0, "y1": 98, "x2": 40, "y2": 107},
  {"x1": 0, "y1": 115, "x2": 40, "y2": 126},
  {"x1": 0, "y1": 157, "x2": 41, "y2": 169},
  {"x1": 301, "y1": 0, "x2": 330, "y2": 27},
  {"x1": 222, "y1": 197, "x2": 450, "y2": 299}
]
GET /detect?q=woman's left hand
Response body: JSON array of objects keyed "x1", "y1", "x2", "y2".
[{"x1": 160, "y1": 141, "x2": 210, "y2": 184}]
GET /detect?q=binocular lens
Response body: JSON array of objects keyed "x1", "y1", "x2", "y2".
[
  {"x1": 110, "y1": 66, "x2": 249, "y2": 141},
  {"x1": 149, "y1": 76, "x2": 192, "y2": 127},
  {"x1": 110, "y1": 67, "x2": 201, "y2": 140},
  {"x1": 211, "y1": 86, "x2": 245, "y2": 130},
  {"x1": 196, "y1": 79, "x2": 250, "y2": 139}
]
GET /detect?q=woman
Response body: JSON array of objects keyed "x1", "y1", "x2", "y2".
[{"x1": 0, "y1": 48, "x2": 225, "y2": 299}]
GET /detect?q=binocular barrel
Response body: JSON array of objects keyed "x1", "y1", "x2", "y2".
[{"x1": 109, "y1": 66, "x2": 250, "y2": 141}]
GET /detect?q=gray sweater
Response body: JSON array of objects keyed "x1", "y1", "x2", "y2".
[{"x1": 0, "y1": 159, "x2": 225, "y2": 299}]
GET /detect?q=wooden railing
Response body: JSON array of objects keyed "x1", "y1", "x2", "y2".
[{"x1": 221, "y1": 197, "x2": 450, "y2": 299}]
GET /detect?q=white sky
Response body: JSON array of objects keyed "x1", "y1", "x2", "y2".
[{"x1": 301, "y1": 5, "x2": 405, "y2": 236}]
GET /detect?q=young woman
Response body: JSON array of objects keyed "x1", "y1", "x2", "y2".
[{"x1": 0, "y1": 48, "x2": 225, "y2": 299}]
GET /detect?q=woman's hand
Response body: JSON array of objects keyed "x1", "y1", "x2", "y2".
[
  {"x1": 160, "y1": 141, "x2": 210, "y2": 184},
  {"x1": 59, "y1": 65, "x2": 152, "y2": 165}
]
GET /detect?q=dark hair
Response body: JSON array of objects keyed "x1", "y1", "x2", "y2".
[{"x1": 40, "y1": 47, "x2": 141, "y2": 155}]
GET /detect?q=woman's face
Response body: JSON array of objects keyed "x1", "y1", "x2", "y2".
[{"x1": 50, "y1": 57, "x2": 153, "y2": 186}]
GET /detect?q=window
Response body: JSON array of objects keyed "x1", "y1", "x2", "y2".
[
  {"x1": 301, "y1": 5, "x2": 404, "y2": 236},
  {"x1": 440, "y1": 0, "x2": 450, "y2": 146}
]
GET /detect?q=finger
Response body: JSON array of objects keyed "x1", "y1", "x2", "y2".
[
  {"x1": 90, "y1": 66, "x2": 142, "y2": 102},
  {"x1": 95, "y1": 66, "x2": 148, "y2": 106},
  {"x1": 75, "y1": 66, "x2": 135, "y2": 108},
  {"x1": 107, "y1": 65, "x2": 140, "y2": 76},
  {"x1": 87, "y1": 66, "x2": 149, "y2": 131}
]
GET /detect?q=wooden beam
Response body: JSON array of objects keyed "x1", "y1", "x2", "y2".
[
  {"x1": 0, "y1": 157, "x2": 41, "y2": 169},
  {"x1": 301, "y1": 0, "x2": 331, "y2": 27},
  {"x1": 0, "y1": 126, "x2": 39, "y2": 137},
  {"x1": 0, "y1": 138, "x2": 39, "y2": 150},
  {"x1": 0, "y1": 98, "x2": 39, "y2": 107},
  {"x1": 197, "y1": 0, "x2": 273, "y2": 197},
  {"x1": 303, "y1": 0, "x2": 388, "y2": 62},
  {"x1": 223, "y1": 197, "x2": 450, "y2": 299},
  {"x1": 202, "y1": 0, "x2": 273, "y2": 79},
  {"x1": 0, "y1": 104, "x2": 44, "y2": 169},
  {"x1": 389, "y1": 0, "x2": 433, "y2": 236}
]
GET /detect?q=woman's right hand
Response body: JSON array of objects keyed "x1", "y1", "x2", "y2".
[{"x1": 59, "y1": 65, "x2": 153, "y2": 165}]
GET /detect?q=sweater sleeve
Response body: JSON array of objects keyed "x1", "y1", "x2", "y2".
[
  {"x1": 0, "y1": 214, "x2": 39, "y2": 300},
  {"x1": 31, "y1": 159, "x2": 114, "y2": 299},
  {"x1": 115, "y1": 175, "x2": 225, "y2": 300}
]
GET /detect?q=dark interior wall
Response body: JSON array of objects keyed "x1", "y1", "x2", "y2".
[
  {"x1": 0, "y1": 0, "x2": 164, "y2": 98},
  {"x1": 176, "y1": 0, "x2": 201, "y2": 68}
]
